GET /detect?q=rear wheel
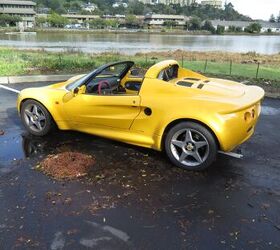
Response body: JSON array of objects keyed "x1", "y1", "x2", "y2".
[
  {"x1": 20, "y1": 100, "x2": 54, "y2": 136},
  {"x1": 165, "y1": 122, "x2": 218, "y2": 171}
]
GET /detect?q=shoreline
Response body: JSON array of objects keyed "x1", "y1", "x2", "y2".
[{"x1": 1, "y1": 28, "x2": 280, "y2": 36}]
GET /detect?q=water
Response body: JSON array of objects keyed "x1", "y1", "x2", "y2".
[{"x1": 0, "y1": 31, "x2": 280, "y2": 55}]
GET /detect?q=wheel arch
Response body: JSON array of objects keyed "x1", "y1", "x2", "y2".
[
  {"x1": 160, "y1": 118, "x2": 221, "y2": 151},
  {"x1": 19, "y1": 98, "x2": 58, "y2": 128}
]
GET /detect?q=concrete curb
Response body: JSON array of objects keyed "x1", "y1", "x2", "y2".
[{"x1": 0, "y1": 74, "x2": 74, "y2": 84}]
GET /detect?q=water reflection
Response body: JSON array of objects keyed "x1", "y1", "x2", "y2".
[{"x1": 0, "y1": 32, "x2": 279, "y2": 54}]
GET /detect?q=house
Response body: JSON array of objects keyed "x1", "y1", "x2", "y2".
[
  {"x1": 200, "y1": 0, "x2": 223, "y2": 9},
  {"x1": 209, "y1": 20, "x2": 280, "y2": 33},
  {"x1": 144, "y1": 14, "x2": 187, "y2": 27},
  {"x1": 112, "y1": 2, "x2": 128, "y2": 8},
  {"x1": 0, "y1": 0, "x2": 36, "y2": 28},
  {"x1": 81, "y1": 2, "x2": 98, "y2": 13},
  {"x1": 139, "y1": 0, "x2": 195, "y2": 6}
]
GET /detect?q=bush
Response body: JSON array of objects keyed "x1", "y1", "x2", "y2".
[{"x1": 244, "y1": 23, "x2": 262, "y2": 33}]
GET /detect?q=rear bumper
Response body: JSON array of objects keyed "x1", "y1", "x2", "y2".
[{"x1": 217, "y1": 101, "x2": 261, "y2": 152}]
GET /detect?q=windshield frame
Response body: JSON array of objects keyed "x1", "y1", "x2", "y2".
[{"x1": 66, "y1": 61, "x2": 134, "y2": 91}]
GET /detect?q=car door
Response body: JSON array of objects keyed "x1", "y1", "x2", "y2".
[
  {"x1": 63, "y1": 61, "x2": 141, "y2": 130},
  {"x1": 64, "y1": 93, "x2": 141, "y2": 130}
]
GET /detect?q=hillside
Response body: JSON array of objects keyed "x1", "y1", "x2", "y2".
[{"x1": 35, "y1": 0, "x2": 252, "y2": 21}]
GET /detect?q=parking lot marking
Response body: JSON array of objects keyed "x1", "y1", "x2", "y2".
[
  {"x1": 0, "y1": 84, "x2": 20, "y2": 94},
  {"x1": 218, "y1": 151, "x2": 243, "y2": 159}
]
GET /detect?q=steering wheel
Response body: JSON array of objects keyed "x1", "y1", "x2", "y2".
[{"x1": 98, "y1": 80, "x2": 111, "y2": 95}]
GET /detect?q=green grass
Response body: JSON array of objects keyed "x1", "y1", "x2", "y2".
[
  {"x1": 0, "y1": 48, "x2": 279, "y2": 83},
  {"x1": 182, "y1": 60, "x2": 280, "y2": 81}
]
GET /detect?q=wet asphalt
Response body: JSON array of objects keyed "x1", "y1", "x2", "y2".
[{"x1": 0, "y1": 82, "x2": 280, "y2": 250}]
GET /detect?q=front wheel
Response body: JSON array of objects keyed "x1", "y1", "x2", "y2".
[
  {"x1": 20, "y1": 100, "x2": 54, "y2": 136},
  {"x1": 165, "y1": 122, "x2": 218, "y2": 171}
]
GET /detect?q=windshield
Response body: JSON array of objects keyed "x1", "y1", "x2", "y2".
[{"x1": 66, "y1": 70, "x2": 96, "y2": 91}]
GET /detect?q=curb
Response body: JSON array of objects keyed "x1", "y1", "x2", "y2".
[{"x1": 0, "y1": 74, "x2": 75, "y2": 84}]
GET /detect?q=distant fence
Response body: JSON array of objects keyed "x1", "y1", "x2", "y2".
[{"x1": 51, "y1": 52, "x2": 279, "y2": 81}]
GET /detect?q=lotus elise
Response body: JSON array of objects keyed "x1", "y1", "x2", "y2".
[{"x1": 17, "y1": 60, "x2": 264, "y2": 170}]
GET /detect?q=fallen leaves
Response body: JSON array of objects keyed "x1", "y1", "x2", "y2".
[{"x1": 39, "y1": 152, "x2": 95, "y2": 180}]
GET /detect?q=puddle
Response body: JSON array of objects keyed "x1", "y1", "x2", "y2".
[{"x1": 261, "y1": 106, "x2": 280, "y2": 116}]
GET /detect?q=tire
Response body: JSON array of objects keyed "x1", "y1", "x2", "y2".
[
  {"x1": 164, "y1": 121, "x2": 218, "y2": 171},
  {"x1": 20, "y1": 99, "x2": 54, "y2": 136}
]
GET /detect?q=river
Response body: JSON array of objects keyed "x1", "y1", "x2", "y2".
[{"x1": 0, "y1": 31, "x2": 279, "y2": 54}]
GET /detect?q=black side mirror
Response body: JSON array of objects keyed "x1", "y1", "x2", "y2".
[{"x1": 73, "y1": 87, "x2": 79, "y2": 95}]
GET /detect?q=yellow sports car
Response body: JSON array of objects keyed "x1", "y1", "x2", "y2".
[{"x1": 17, "y1": 60, "x2": 264, "y2": 171}]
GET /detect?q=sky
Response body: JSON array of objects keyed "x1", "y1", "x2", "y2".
[{"x1": 224, "y1": 0, "x2": 280, "y2": 20}]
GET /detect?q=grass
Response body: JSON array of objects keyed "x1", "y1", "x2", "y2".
[
  {"x1": 0, "y1": 48, "x2": 279, "y2": 83},
  {"x1": 182, "y1": 61, "x2": 280, "y2": 81}
]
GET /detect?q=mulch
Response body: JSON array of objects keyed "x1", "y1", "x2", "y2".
[{"x1": 40, "y1": 152, "x2": 95, "y2": 180}]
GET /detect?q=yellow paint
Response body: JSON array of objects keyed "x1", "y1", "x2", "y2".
[{"x1": 17, "y1": 60, "x2": 265, "y2": 152}]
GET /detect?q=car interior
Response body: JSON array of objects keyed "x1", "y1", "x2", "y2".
[{"x1": 83, "y1": 62, "x2": 179, "y2": 96}]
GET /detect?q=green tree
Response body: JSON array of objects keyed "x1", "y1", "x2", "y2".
[
  {"x1": 245, "y1": 23, "x2": 262, "y2": 33},
  {"x1": 202, "y1": 20, "x2": 215, "y2": 33},
  {"x1": 104, "y1": 19, "x2": 120, "y2": 28},
  {"x1": 269, "y1": 14, "x2": 276, "y2": 23},
  {"x1": 277, "y1": 12, "x2": 280, "y2": 22},
  {"x1": 127, "y1": 1, "x2": 145, "y2": 15},
  {"x1": 0, "y1": 14, "x2": 22, "y2": 26},
  {"x1": 125, "y1": 15, "x2": 140, "y2": 28},
  {"x1": 227, "y1": 25, "x2": 236, "y2": 32},
  {"x1": 163, "y1": 20, "x2": 178, "y2": 29},
  {"x1": 36, "y1": 16, "x2": 47, "y2": 28},
  {"x1": 235, "y1": 26, "x2": 243, "y2": 32},
  {"x1": 47, "y1": 13, "x2": 69, "y2": 28},
  {"x1": 188, "y1": 17, "x2": 201, "y2": 31},
  {"x1": 215, "y1": 25, "x2": 225, "y2": 35},
  {"x1": 89, "y1": 18, "x2": 106, "y2": 29}
]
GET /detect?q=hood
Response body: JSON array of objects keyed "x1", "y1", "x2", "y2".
[{"x1": 45, "y1": 74, "x2": 86, "y2": 89}]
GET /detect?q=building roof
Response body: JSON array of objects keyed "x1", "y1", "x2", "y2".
[
  {"x1": 210, "y1": 19, "x2": 280, "y2": 28},
  {"x1": 0, "y1": 0, "x2": 36, "y2": 5},
  {"x1": 145, "y1": 14, "x2": 185, "y2": 20},
  {"x1": 62, "y1": 14, "x2": 99, "y2": 19}
]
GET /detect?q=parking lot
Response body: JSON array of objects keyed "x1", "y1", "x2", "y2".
[{"x1": 0, "y1": 82, "x2": 280, "y2": 249}]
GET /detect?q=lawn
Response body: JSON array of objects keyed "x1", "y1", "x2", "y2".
[{"x1": 0, "y1": 48, "x2": 279, "y2": 82}]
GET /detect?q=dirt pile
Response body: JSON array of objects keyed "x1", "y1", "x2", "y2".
[{"x1": 40, "y1": 152, "x2": 95, "y2": 180}]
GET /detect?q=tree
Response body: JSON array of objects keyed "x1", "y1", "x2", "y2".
[
  {"x1": 277, "y1": 12, "x2": 280, "y2": 22},
  {"x1": 0, "y1": 14, "x2": 22, "y2": 27},
  {"x1": 245, "y1": 23, "x2": 262, "y2": 33},
  {"x1": 89, "y1": 18, "x2": 106, "y2": 29},
  {"x1": 47, "y1": 13, "x2": 69, "y2": 28},
  {"x1": 125, "y1": 15, "x2": 140, "y2": 28},
  {"x1": 269, "y1": 14, "x2": 276, "y2": 23},
  {"x1": 227, "y1": 25, "x2": 236, "y2": 32},
  {"x1": 188, "y1": 17, "x2": 201, "y2": 31},
  {"x1": 235, "y1": 26, "x2": 243, "y2": 32},
  {"x1": 202, "y1": 20, "x2": 215, "y2": 33},
  {"x1": 215, "y1": 25, "x2": 225, "y2": 35},
  {"x1": 36, "y1": 16, "x2": 47, "y2": 28},
  {"x1": 163, "y1": 20, "x2": 178, "y2": 29}
]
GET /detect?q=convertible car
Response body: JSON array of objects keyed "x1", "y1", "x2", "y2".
[{"x1": 17, "y1": 60, "x2": 264, "y2": 171}]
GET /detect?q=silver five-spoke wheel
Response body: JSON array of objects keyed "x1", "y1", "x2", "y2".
[
  {"x1": 165, "y1": 122, "x2": 217, "y2": 171},
  {"x1": 171, "y1": 129, "x2": 209, "y2": 167},
  {"x1": 23, "y1": 104, "x2": 47, "y2": 133},
  {"x1": 21, "y1": 100, "x2": 54, "y2": 136}
]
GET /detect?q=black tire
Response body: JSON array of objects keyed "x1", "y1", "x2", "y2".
[
  {"x1": 164, "y1": 121, "x2": 218, "y2": 171},
  {"x1": 20, "y1": 99, "x2": 54, "y2": 136}
]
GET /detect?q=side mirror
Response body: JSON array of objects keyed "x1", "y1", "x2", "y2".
[{"x1": 73, "y1": 87, "x2": 79, "y2": 95}]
